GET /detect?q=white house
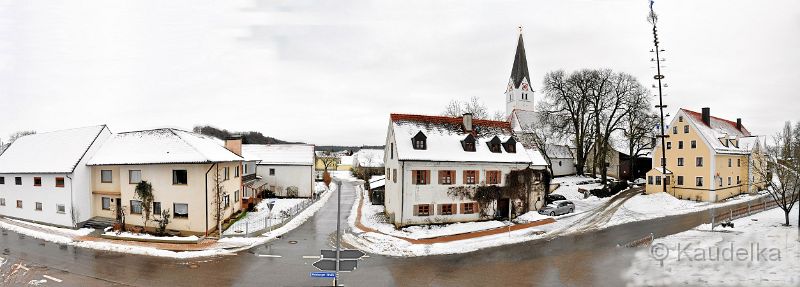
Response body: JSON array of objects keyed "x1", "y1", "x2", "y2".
[
  {"x1": 384, "y1": 113, "x2": 548, "y2": 227},
  {"x1": 241, "y1": 144, "x2": 315, "y2": 198},
  {"x1": 0, "y1": 125, "x2": 111, "y2": 228}
]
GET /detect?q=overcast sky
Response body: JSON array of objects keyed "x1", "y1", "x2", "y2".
[{"x1": 1, "y1": 0, "x2": 798, "y2": 146}]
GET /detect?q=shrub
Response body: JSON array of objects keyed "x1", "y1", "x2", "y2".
[
  {"x1": 286, "y1": 186, "x2": 299, "y2": 197},
  {"x1": 323, "y1": 171, "x2": 332, "y2": 187}
]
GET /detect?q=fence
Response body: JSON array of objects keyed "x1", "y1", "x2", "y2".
[
  {"x1": 223, "y1": 196, "x2": 318, "y2": 237},
  {"x1": 710, "y1": 196, "x2": 785, "y2": 230}
]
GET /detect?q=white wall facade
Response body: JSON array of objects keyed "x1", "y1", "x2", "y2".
[
  {"x1": 505, "y1": 78, "x2": 535, "y2": 114},
  {"x1": 0, "y1": 173, "x2": 76, "y2": 227},
  {"x1": 255, "y1": 164, "x2": 313, "y2": 197},
  {"x1": 550, "y1": 157, "x2": 577, "y2": 177}
]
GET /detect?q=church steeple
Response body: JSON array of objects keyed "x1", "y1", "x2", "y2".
[
  {"x1": 505, "y1": 28, "x2": 535, "y2": 114},
  {"x1": 510, "y1": 32, "x2": 531, "y2": 89}
]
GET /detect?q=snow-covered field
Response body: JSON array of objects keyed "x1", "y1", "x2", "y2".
[{"x1": 624, "y1": 205, "x2": 800, "y2": 286}]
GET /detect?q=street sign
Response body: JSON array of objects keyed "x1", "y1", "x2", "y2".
[
  {"x1": 313, "y1": 259, "x2": 357, "y2": 272},
  {"x1": 310, "y1": 272, "x2": 336, "y2": 279},
  {"x1": 320, "y1": 249, "x2": 366, "y2": 260},
  {"x1": 266, "y1": 200, "x2": 276, "y2": 211}
]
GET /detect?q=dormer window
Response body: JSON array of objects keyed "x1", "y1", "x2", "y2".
[
  {"x1": 487, "y1": 136, "x2": 502, "y2": 153},
  {"x1": 503, "y1": 137, "x2": 517, "y2": 153},
  {"x1": 412, "y1": 131, "x2": 427, "y2": 150},
  {"x1": 461, "y1": 134, "x2": 476, "y2": 152}
]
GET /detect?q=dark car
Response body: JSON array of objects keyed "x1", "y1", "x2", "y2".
[{"x1": 545, "y1": 194, "x2": 567, "y2": 204}]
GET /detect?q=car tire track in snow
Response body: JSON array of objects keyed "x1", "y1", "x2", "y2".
[{"x1": 548, "y1": 187, "x2": 643, "y2": 237}]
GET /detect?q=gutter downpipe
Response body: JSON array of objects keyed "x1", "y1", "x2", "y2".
[
  {"x1": 205, "y1": 163, "x2": 216, "y2": 237},
  {"x1": 400, "y1": 160, "x2": 405, "y2": 227},
  {"x1": 67, "y1": 173, "x2": 75, "y2": 228}
]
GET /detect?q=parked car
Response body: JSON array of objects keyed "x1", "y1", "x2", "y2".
[
  {"x1": 545, "y1": 194, "x2": 567, "y2": 204},
  {"x1": 633, "y1": 178, "x2": 646, "y2": 186},
  {"x1": 538, "y1": 200, "x2": 575, "y2": 216}
]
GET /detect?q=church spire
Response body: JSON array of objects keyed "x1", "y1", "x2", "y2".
[{"x1": 509, "y1": 29, "x2": 531, "y2": 89}]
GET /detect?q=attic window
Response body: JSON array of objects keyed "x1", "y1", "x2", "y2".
[
  {"x1": 487, "y1": 136, "x2": 502, "y2": 153},
  {"x1": 412, "y1": 131, "x2": 427, "y2": 150},
  {"x1": 679, "y1": 116, "x2": 684, "y2": 122},
  {"x1": 503, "y1": 137, "x2": 517, "y2": 153},
  {"x1": 461, "y1": 134, "x2": 476, "y2": 152}
]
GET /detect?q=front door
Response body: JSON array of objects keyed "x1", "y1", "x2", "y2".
[
  {"x1": 115, "y1": 198, "x2": 122, "y2": 221},
  {"x1": 496, "y1": 198, "x2": 510, "y2": 219}
]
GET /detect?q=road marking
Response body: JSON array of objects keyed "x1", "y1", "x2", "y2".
[
  {"x1": 14, "y1": 263, "x2": 29, "y2": 271},
  {"x1": 302, "y1": 256, "x2": 320, "y2": 259},
  {"x1": 43, "y1": 275, "x2": 63, "y2": 283},
  {"x1": 257, "y1": 254, "x2": 282, "y2": 258}
]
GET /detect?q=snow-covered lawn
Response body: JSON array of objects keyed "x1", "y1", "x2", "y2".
[{"x1": 624, "y1": 205, "x2": 800, "y2": 286}]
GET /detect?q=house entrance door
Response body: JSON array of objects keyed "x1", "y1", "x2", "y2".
[
  {"x1": 115, "y1": 198, "x2": 122, "y2": 221},
  {"x1": 496, "y1": 198, "x2": 510, "y2": 219}
]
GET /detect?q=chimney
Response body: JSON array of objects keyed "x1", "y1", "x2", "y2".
[
  {"x1": 701, "y1": 107, "x2": 711, "y2": 126},
  {"x1": 736, "y1": 118, "x2": 742, "y2": 131},
  {"x1": 462, "y1": 113, "x2": 473, "y2": 132},
  {"x1": 224, "y1": 135, "x2": 243, "y2": 156}
]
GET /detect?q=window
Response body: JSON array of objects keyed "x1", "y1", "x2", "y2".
[
  {"x1": 0, "y1": 198, "x2": 4, "y2": 206},
  {"x1": 727, "y1": 177, "x2": 732, "y2": 186},
  {"x1": 102, "y1": 197, "x2": 111, "y2": 210},
  {"x1": 244, "y1": 164, "x2": 248, "y2": 174},
  {"x1": 463, "y1": 170, "x2": 479, "y2": 184},
  {"x1": 666, "y1": 142, "x2": 672, "y2": 149},
  {"x1": 677, "y1": 158, "x2": 684, "y2": 166},
  {"x1": 33, "y1": 177, "x2": 42, "y2": 186},
  {"x1": 677, "y1": 176, "x2": 684, "y2": 185},
  {"x1": 234, "y1": 190, "x2": 240, "y2": 203},
  {"x1": 665, "y1": 176, "x2": 671, "y2": 185},
  {"x1": 462, "y1": 202, "x2": 477, "y2": 214},
  {"x1": 648, "y1": 176, "x2": 653, "y2": 185},
  {"x1": 438, "y1": 170, "x2": 455, "y2": 185},
  {"x1": 223, "y1": 167, "x2": 230, "y2": 180},
  {"x1": 390, "y1": 143, "x2": 394, "y2": 159},
  {"x1": 223, "y1": 195, "x2": 230, "y2": 208},
  {"x1": 486, "y1": 171, "x2": 501, "y2": 185},
  {"x1": 412, "y1": 131, "x2": 427, "y2": 150},
  {"x1": 684, "y1": 126, "x2": 689, "y2": 133},
  {"x1": 129, "y1": 170, "x2": 142, "y2": 184},
  {"x1": 130, "y1": 200, "x2": 142, "y2": 214},
  {"x1": 56, "y1": 204, "x2": 65, "y2": 214},
  {"x1": 488, "y1": 137, "x2": 502, "y2": 153},
  {"x1": 412, "y1": 170, "x2": 429, "y2": 185},
  {"x1": 462, "y1": 135, "x2": 476, "y2": 152},
  {"x1": 728, "y1": 159, "x2": 732, "y2": 167},
  {"x1": 35, "y1": 202, "x2": 42, "y2": 211},
  {"x1": 696, "y1": 157, "x2": 703, "y2": 167},
  {"x1": 737, "y1": 159, "x2": 741, "y2": 167},
  {"x1": 16, "y1": 200, "x2": 22, "y2": 208},
  {"x1": 15, "y1": 177, "x2": 22, "y2": 185},
  {"x1": 691, "y1": 140, "x2": 697, "y2": 149},
  {"x1": 269, "y1": 168, "x2": 276, "y2": 176},
  {"x1": 393, "y1": 169, "x2": 397, "y2": 183},
  {"x1": 101, "y1": 170, "x2": 112, "y2": 183},
  {"x1": 414, "y1": 204, "x2": 431, "y2": 216},
  {"x1": 661, "y1": 158, "x2": 666, "y2": 166},
  {"x1": 737, "y1": 176, "x2": 741, "y2": 184},
  {"x1": 173, "y1": 170, "x2": 188, "y2": 185},
  {"x1": 55, "y1": 177, "x2": 64, "y2": 187},
  {"x1": 558, "y1": 161, "x2": 563, "y2": 167},
  {"x1": 0, "y1": 176, "x2": 4, "y2": 184},
  {"x1": 386, "y1": 168, "x2": 390, "y2": 180},
  {"x1": 235, "y1": 166, "x2": 240, "y2": 178},
  {"x1": 504, "y1": 138, "x2": 517, "y2": 153},
  {"x1": 655, "y1": 176, "x2": 661, "y2": 185},
  {"x1": 174, "y1": 203, "x2": 189, "y2": 218},
  {"x1": 678, "y1": 141, "x2": 684, "y2": 149},
  {"x1": 439, "y1": 204, "x2": 455, "y2": 215},
  {"x1": 719, "y1": 178, "x2": 723, "y2": 187},
  {"x1": 696, "y1": 177, "x2": 704, "y2": 187},
  {"x1": 672, "y1": 126, "x2": 677, "y2": 134},
  {"x1": 679, "y1": 116, "x2": 684, "y2": 122},
  {"x1": 153, "y1": 202, "x2": 162, "y2": 215}
]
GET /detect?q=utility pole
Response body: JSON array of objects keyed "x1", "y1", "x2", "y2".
[
  {"x1": 334, "y1": 180, "x2": 342, "y2": 286},
  {"x1": 649, "y1": 0, "x2": 669, "y2": 195}
]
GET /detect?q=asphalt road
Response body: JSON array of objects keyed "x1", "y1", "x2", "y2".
[{"x1": 0, "y1": 182, "x2": 764, "y2": 287}]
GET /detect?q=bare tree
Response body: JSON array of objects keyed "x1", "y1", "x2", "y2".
[
  {"x1": 621, "y1": 91, "x2": 659, "y2": 181},
  {"x1": 442, "y1": 96, "x2": 503, "y2": 120},
  {"x1": 210, "y1": 165, "x2": 228, "y2": 237},
  {"x1": 318, "y1": 150, "x2": 338, "y2": 171},
  {"x1": 754, "y1": 122, "x2": 800, "y2": 226}
]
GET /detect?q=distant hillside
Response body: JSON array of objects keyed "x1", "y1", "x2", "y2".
[
  {"x1": 193, "y1": 125, "x2": 303, "y2": 145},
  {"x1": 315, "y1": 145, "x2": 385, "y2": 153}
]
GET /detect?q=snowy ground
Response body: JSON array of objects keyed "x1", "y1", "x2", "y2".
[
  {"x1": 0, "y1": 182, "x2": 336, "y2": 259},
  {"x1": 101, "y1": 231, "x2": 200, "y2": 243},
  {"x1": 624, "y1": 205, "x2": 800, "y2": 286},
  {"x1": 347, "y1": 175, "x2": 774, "y2": 257}
]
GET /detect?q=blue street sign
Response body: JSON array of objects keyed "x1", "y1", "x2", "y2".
[{"x1": 310, "y1": 272, "x2": 337, "y2": 279}]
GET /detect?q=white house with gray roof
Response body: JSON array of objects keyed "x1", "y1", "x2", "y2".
[
  {"x1": 0, "y1": 125, "x2": 111, "y2": 228},
  {"x1": 241, "y1": 144, "x2": 315, "y2": 198}
]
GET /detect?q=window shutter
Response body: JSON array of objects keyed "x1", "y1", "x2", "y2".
[
  {"x1": 474, "y1": 202, "x2": 479, "y2": 213},
  {"x1": 413, "y1": 205, "x2": 419, "y2": 216},
  {"x1": 438, "y1": 171, "x2": 444, "y2": 184},
  {"x1": 437, "y1": 204, "x2": 443, "y2": 215},
  {"x1": 425, "y1": 170, "x2": 431, "y2": 185},
  {"x1": 412, "y1": 170, "x2": 418, "y2": 184},
  {"x1": 463, "y1": 171, "x2": 467, "y2": 184},
  {"x1": 475, "y1": 172, "x2": 481, "y2": 184},
  {"x1": 429, "y1": 204, "x2": 434, "y2": 215}
]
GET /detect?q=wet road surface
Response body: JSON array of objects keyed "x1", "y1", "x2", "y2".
[{"x1": 0, "y1": 182, "x2": 763, "y2": 286}]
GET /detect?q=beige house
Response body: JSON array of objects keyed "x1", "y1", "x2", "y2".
[
  {"x1": 87, "y1": 128, "x2": 243, "y2": 235},
  {"x1": 645, "y1": 108, "x2": 767, "y2": 202}
]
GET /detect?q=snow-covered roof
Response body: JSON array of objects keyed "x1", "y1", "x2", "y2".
[
  {"x1": 369, "y1": 175, "x2": 386, "y2": 190},
  {"x1": 652, "y1": 167, "x2": 673, "y2": 174},
  {"x1": 0, "y1": 125, "x2": 108, "y2": 173},
  {"x1": 353, "y1": 149, "x2": 384, "y2": 167},
  {"x1": 242, "y1": 144, "x2": 314, "y2": 166},
  {"x1": 524, "y1": 147, "x2": 549, "y2": 167},
  {"x1": 511, "y1": 110, "x2": 541, "y2": 132},
  {"x1": 390, "y1": 114, "x2": 532, "y2": 164},
  {"x1": 678, "y1": 109, "x2": 757, "y2": 155},
  {"x1": 544, "y1": 144, "x2": 573, "y2": 159},
  {"x1": 88, "y1": 128, "x2": 242, "y2": 165},
  {"x1": 338, "y1": 156, "x2": 354, "y2": 166},
  {"x1": 608, "y1": 130, "x2": 654, "y2": 158}
]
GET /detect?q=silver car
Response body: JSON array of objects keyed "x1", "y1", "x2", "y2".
[{"x1": 538, "y1": 200, "x2": 575, "y2": 216}]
